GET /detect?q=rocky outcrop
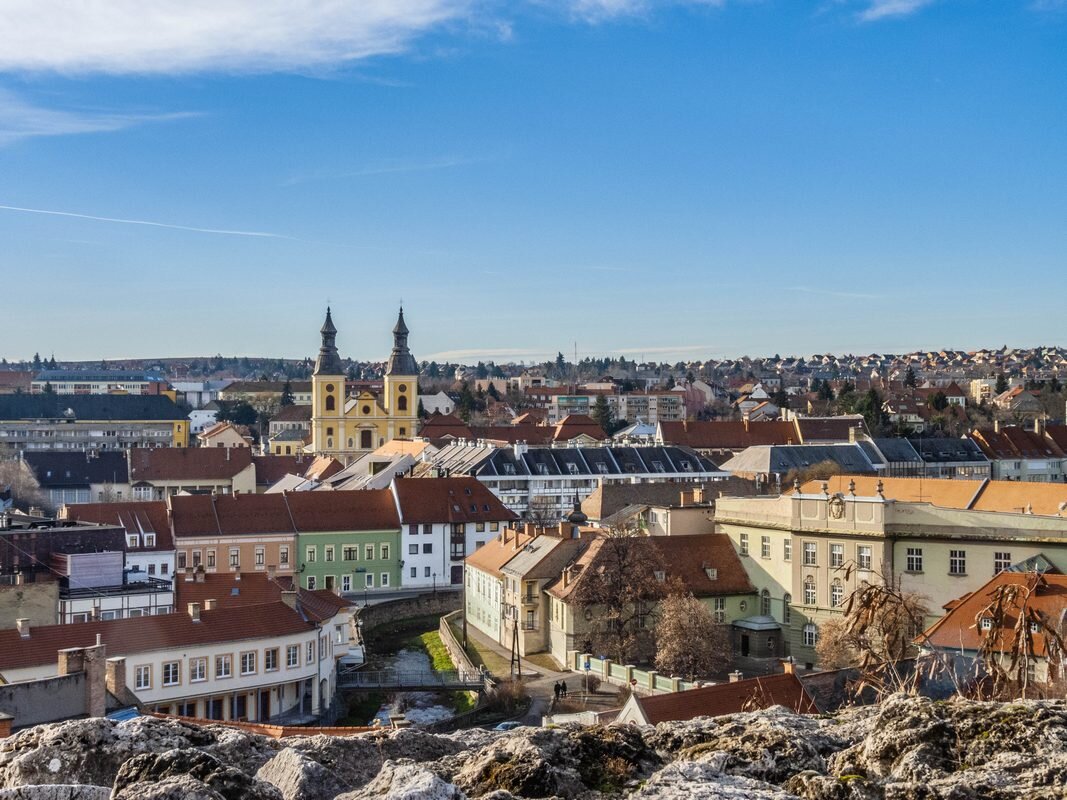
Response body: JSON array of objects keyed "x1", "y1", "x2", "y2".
[{"x1": 0, "y1": 695, "x2": 1065, "y2": 798}]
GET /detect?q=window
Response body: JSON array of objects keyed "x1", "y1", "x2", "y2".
[
  {"x1": 265, "y1": 648, "x2": 278, "y2": 671},
  {"x1": 206, "y1": 550, "x2": 216, "y2": 568},
  {"x1": 240, "y1": 651, "x2": 256, "y2": 675},
  {"x1": 906, "y1": 547, "x2": 923, "y2": 572},
  {"x1": 307, "y1": 575, "x2": 317, "y2": 590},
  {"x1": 127, "y1": 535, "x2": 138, "y2": 548},
  {"x1": 784, "y1": 538, "x2": 792, "y2": 561},
  {"x1": 342, "y1": 575, "x2": 352, "y2": 592},
  {"x1": 147, "y1": 564, "x2": 156, "y2": 576},
  {"x1": 342, "y1": 546, "x2": 357, "y2": 561},
  {"x1": 162, "y1": 661, "x2": 180, "y2": 687},
  {"x1": 994, "y1": 551, "x2": 1011, "y2": 574},
  {"x1": 190, "y1": 657, "x2": 207, "y2": 683},
  {"x1": 135, "y1": 665, "x2": 151, "y2": 691},
  {"x1": 255, "y1": 546, "x2": 265, "y2": 566},
  {"x1": 381, "y1": 545, "x2": 389, "y2": 560},
  {"x1": 280, "y1": 547, "x2": 290, "y2": 566},
  {"x1": 397, "y1": 395, "x2": 408, "y2": 411},
  {"x1": 830, "y1": 543, "x2": 844, "y2": 568},
  {"x1": 229, "y1": 548, "x2": 239, "y2": 568},
  {"x1": 215, "y1": 654, "x2": 232, "y2": 679},
  {"x1": 831, "y1": 580, "x2": 844, "y2": 607},
  {"x1": 326, "y1": 395, "x2": 335, "y2": 411},
  {"x1": 287, "y1": 645, "x2": 299, "y2": 668},
  {"x1": 949, "y1": 550, "x2": 966, "y2": 575},
  {"x1": 803, "y1": 623, "x2": 819, "y2": 647},
  {"x1": 423, "y1": 524, "x2": 432, "y2": 535},
  {"x1": 381, "y1": 573, "x2": 390, "y2": 587},
  {"x1": 761, "y1": 536, "x2": 771, "y2": 558},
  {"x1": 365, "y1": 544, "x2": 374, "y2": 561},
  {"x1": 192, "y1": 549, "x2": 202, "y2": 567},
  {"x1": 476, "y1": 522, "x2": 485, "y2": 532},
  {"x1": 760, "y1": 589, "x2": 771, "y2": 615},
  {"x1": 490, "y1": 522, "x2": 499, "y2": 532},
  {"x1": 177, "y1": 551, "x2": 187, "y2": 569},
  {"x1": 739, "y1": 533, "x2": 749, "y2": 556},
  {"x1": 857, "y1": 545, "x2": 872, "y2": 570},
  {"x1": 424, "y1": 566, "x2": 431, "y2": 577},
  {"x1": 423, "y1": 543, "x2": 433, "y2": 554},
  {"x1": 782, "y1": 593, "x2": 792, "y2": 624},
  {"x1": 144, "y1": 533, "x2": 155, "y2": 547},
  {"x1": 365, "y1": 573, "x2": 374, "y2": 588},
  {"x1": 306, "y1": 641, "x2": 315, "y2": 664},
  {"x1": 408, "y1": 544, "x2": 418, "y2": 555},
  {"x1": 713, "y1": 597, "x2": 726, "y2": 623},
  {"x1": 410, "y1": 567, "x2": 417, "y2": 578},
  {"x1": 803, "y1": 542, "x2": 817, "y2": 566},
  {"x1": 306, "y1": 546, "x2": 317, "y2": 564},
  {"x1": 980, "y1": 617, "x2": 993, "y2": 631},
  {"x1": 804, "y1": 576, "x2": 816, "y2": 605},
  {"x1": 324, "y1": 546, "x2": 335, "y2": 563}
]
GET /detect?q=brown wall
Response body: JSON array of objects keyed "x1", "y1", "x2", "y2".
[{"x1": 175, "y1": 537, "x2": 298, "y2": 576}]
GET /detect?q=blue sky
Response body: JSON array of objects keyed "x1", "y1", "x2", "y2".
[{"x1": 1, "y1": 0, "x2": 1064, "y2": 364}]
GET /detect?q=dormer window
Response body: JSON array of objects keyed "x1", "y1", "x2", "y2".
[
  {"x1": 536, "y1": 464, "x2": 549, "y2": 475},
  {"x1": 503, "y1": 464, "x2": 516, "y2": 475},
  {"x1": 127, "y1": 535, "x2": 138, "y2": 548},
  {"x1": 567, "y1": 463, "x2": 579, "y2": 474},
  {"x1": 980, "y1": 618, "x2": 993, "y2": 631},
  {"x1": 465, "y1": 488, "x2": 472, "y2": 495},
  {"x1": 595, "y1": 463, "x2": 608, "y2": 474},
  {"x1": 144, "y1": 534, "x2": 156, "y2": 547},
  {"x1": 705, "y1": 567, "x2": 718, "y2": 580},
  {"x1": 651, "y1": 460, "x2": 665, "y2": 473}
]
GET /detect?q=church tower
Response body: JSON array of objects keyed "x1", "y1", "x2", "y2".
[
  {"x1": 311, "y1": 307, "x2": 344, "y2": 455},
  {"x1": 383, "y1": 307, "x2": 419, "y2": 440}
]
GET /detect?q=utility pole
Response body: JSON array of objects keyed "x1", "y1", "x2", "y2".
[{"x1": 510, "y1": 616, "x2": 522, "y2": 679}]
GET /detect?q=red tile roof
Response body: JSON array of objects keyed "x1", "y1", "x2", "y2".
[
  {"x1": 128, "y1": 447, "x2": 253, "y2": 482},
  {"x1": 464, "y1": 529, "x2": 537, "y2": 579},
  {"x1": 169, "y1": 489, "x2": 400, "y2": 537},
  {"x1": 272, "y1": 405, "x2": 313, "y2": 423},
  {"x1": 63, "y1": 501, "x2": 174, "y2": 552},
  {"x1": 252, "y1": 455, "x2": 309, "y2": 486},
  {"x1": 419, "y1": 413, "x2": 473, "y2": 439},
  {"x1": 553, "y1": 414, "x2": 608, "y2": 441},
  {"x1": 0, "y1": 371, "x2": 33, "y2": 391},
  {"x1": 659, "y1": 420, "x2": 798, "y2": 450},
  {"x1": 393, "y1": 476, "x2": 518, "y2": 524},
  {"x1": 0, "y1": 602, "x2": 314, "y2": 673},
  {"x1": 923, "y1": 571, "x2": 1067, "y2": 656},
  {"x1": 632, "y1": 672, "x2": 818, "y2": 723},
  {"x1": 175, "y1": 572, "x2": 352, "y2": 623},
  {"x1": 971, "y1": 427, "x2": 1063, "y2": 460},
  {"x1": 303, "y1": 456, "x2": 344, "y2": 481}
]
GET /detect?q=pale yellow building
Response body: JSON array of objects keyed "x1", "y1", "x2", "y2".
[{"x1": 309, "y1": 308, "x2": 419, "y2": 459}]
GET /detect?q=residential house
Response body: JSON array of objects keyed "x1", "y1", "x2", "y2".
[
  {"x1": 62, "y1": 501, "x2": 176, "y2": 589},
  {"x1": 219, "y1": 381, "x2": 312, "y2": 408},
  {"x1": 128, "y1": 447, "x2": 257, "y2": 500},
  {"x1": 392, "y1": 476, "x2": 518, "y2": 588},
  {"x1": 615, "y1": 667, "x2": 817, "y2": 725},
  {"x1": 992, "y1": 387, "x2": 1043, "y2": 416},
  {"x1": 970, "y1": 422, "x2": 1065, "y2": 482},
  {"x1": 197, "y1": 421, "x2": 253, "y2": 449},
  {"x1": 31, "y1": 370, "x2": 171, "y2": 397},
  {"x1": 188, "y1": 402, "x2": 221, "y2": 436},
  {"x1": 421, "y1": 391, "x2": 456, "y2": 416},
  {"x1": 718, "y1": 443, "x2": 879, "y2": 485},
  {"x1": 715, "y1": 476, "x2": 1067, "y2": 669},
  {"x1": 0, "y1": 394, "x2": 189, "y2": 450},
  {"x1": 464, "y1": 528, "x2": 538, "y2": 644},
  {"x1": 22, "y1": 451, "x2": 131, "y2": 507}
]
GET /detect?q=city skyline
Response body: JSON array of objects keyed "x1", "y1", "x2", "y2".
[{"x1": 2, "y1": 1, "x2": 1065, "y2": 361}]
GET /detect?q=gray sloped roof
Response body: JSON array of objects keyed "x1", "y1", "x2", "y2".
[
  {"x1": 721, "y1": 443, "x2": 877, "y2": 475},
  {"x1": 0, "y1": 394, "x2": 186, "y2": 422},
  {"x1": 907, "y1": 437, "x2": 989, "y2": 464},
  {"x1": 873, "y1": 438, "x2": 922, "y2": 463}
]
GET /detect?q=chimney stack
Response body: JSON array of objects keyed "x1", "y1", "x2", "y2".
[
  {"x1": 1035, "y1": 417, "x2": 1046, "y2": 436},
  {"x1": 280, "y1": 590, "x2": 298, "y2": 610},
  {"x1": 195, "y1": 567, "x2": 205, "y2": 583},
  {"x1": 204, "y1": 598, "x2": 218, "y2": 611},
  {"x1": 187, "y1": 602, "x2": 201, "y2": 622},
  {"x1": 994, "y1": 419, "x2": 1001, "y2": 434},
  {"x1": 106, "y1": 657, "x2": 127, "y2": 697},
  {"x1": 15, "y1": 619, "x2": 29, "y2": 639},
  {"x1": 267, "y1": 564, "x2": 276, "y2": 580},
  {"x1": 184, "y1": 566, "x2": 194, "y2": 582},
  {"x1": 781, "y1": 658, "x2": 795, "y2": 675},
  {"x1": 728, "y1": 670, "x2": 744, "y2": 683}
]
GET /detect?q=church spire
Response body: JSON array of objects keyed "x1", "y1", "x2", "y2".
[
  {"x1": 313, "y1": 307, "x2": 343, "y2": 375},
  {"x1": 386, "y1": 307, "x2": 418, "y2": 376}
]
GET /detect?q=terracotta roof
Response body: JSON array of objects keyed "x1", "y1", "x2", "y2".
[
  {"x1": 1045, "y1": 425, "x2": 1067, "y2": 453},
  {"x1": 128, "y1": 447, "x2": 253, "y2": 482},
  {"x1": 659, "y1": 420, "x2": 798, "y2": 450},
  {"x1": 252, "y1": 455, "x2": 309, "y2": 486},
  {"x1": 806, "y1": 475, "x2": 1067, "y2": 517},
  {"x1": 464, "y1": 529, "x2": 536, "y2": 579},
  {"x1": 970, "y1": 427, "x2": 1063, "y2": 460},
  {"x1": 470, "y1": 425, "x2": 555, "y2": 445},
  {"x1": 169, "y1": 489, "x2": 400, "y2": 537},
  {"x1": 393, "y1": 476, "x2": 518, "y2": 524},
  {"x1": 302, "y1": 456, "x2": 345, "y2": 481},
  {"x1": 63, "y1": 501, "x2": 174, "y2": 552},
  {"x1": 175, "y1": 572, "x2": 352, "y2": 623},
  {"x1": 794, "y1": 416, "x2": 870, "y2": 443},
  {"x1": 513, "y1": 410, "x2": 547, "y2": 424},
  {"x1": 632, "y1": 672, "x2": 818, "y2": 723},
  {"x1": 552, "y1": 414, "x2": 608, "y2": 441},
  {"x1": 0, "y1": 602, "x2": 314, "y2": 673},
  {"x1": 419, "y1": 414, "x2": 473, "y2": 439},
  {"x1": 922, "y1": 571, "x2": 1067, "y2": 656},
  {"x1": 272, "y1": 405, "x2": 313, "y2": 422},
  {"x1": 0, "y1": 371, "x2": 34, "y2": 391}
]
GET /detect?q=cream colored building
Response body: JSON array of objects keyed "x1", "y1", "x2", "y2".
[{"x1": 714, "y1": 476, "x2": 1067, "y2": 669}]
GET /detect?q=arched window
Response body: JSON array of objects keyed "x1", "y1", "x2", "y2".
[
  {"x1": 397, "y1": 395, "x2": 408, "y2": 411},
  {"x1": 760, "y1": 589, "x2": 771, "y2": 616},
  {"x1": 831, "y1": 579, "x2": 844, "y2": 608},
  {"x1": 803, "y1": 623, "x2": 818, "y2": 647},
  {"x1": 325, "y1": 395, "x2": 335, "y2": 411},
  {"x1": 782, "y1": 593, "x2": 792, "y2": 624},
  {"x1": 803, "y1": 576, "x2": 816, "y2": 606}
]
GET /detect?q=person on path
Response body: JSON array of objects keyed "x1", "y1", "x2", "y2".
[
  {"x1": 561, "y1": 680, "x2": 568, "y2": 698},
  {"x1": 553, "y1": 682, "x2": 561, "y2": 701}
]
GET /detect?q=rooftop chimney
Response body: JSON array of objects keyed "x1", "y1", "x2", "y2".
[
  {"x1": 194, "y1": 567, "x2": 205, "y2": 583},
  {"x1": 204, "y1": 598, "x2": 218, "y2": 611},
  {"x1": 781, "y1": 658, "x2": 795, "y2": 675},
  {"x1": 1035, "y1": 417, "x2": 1046, "y2": 436},
  {"x1": 267, "y1": 565, "x2": 276, "y2": 580},
  {"x1": 994, "y1": 419, "x2": 1001, "y2": 434},
  {"x1": 728, "y1": 670, "x2": 744, "y2": 683},
  {"x1": 187, "y1": 602, "x2": 201, "y2": 622},
  {"x1": 15, "y1": 619, "x2": 29, "y2": 639},
  {"x1": 184, "y1": 566, "x2": 194, "y2": 582},
  {"x1": 280, "y1": 590, "x2": 298, "y2": 610}
]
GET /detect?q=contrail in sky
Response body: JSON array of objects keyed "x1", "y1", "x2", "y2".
[{"x1": 0, "y1": 203, "x2": 288, "y2": 238}]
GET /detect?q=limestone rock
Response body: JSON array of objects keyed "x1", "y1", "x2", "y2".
[
  {"x1": 633, "y1": 761, "x2": 803, "y2": 800},
  {"x1": 111, "y1": 749, "x2": 281, "y2": 800},
  {"x1": 256, "y1": 747, "x2": 347, "y2": 800},
  {"x1": 337, "y1": 759, "x2": 466, "y2": 800},
  {"x1": 0, "y1": 788, "x2": 109, "y2": 800}
]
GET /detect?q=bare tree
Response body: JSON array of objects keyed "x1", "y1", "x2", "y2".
[
  {"x1": 0, "y1": 458, "x2": 48, "y2": 513},
  {"x1": 571, "y1": 529, "x2": 668, "y2": 664},
  {"x1": 525, "y1": 495, "x2": 559, "y2": 528},
  {"x1": 655, "y1": 589, "x2": 732, "y2": 680},
  {"x1": 814, "y1": 616, "x2": 861, "y2": 670}
]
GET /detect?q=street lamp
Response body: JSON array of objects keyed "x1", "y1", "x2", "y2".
[{"x1": 432, "y1": 572, "x2": 437, "y2": 595}]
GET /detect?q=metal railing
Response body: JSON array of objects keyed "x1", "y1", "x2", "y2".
[{"x1": 337, "y1": 666, "x2": 487, "y2": 691}]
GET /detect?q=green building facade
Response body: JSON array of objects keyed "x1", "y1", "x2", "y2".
[{"x1": 297, "y1": 529, "x2": 402, "y2": 594}]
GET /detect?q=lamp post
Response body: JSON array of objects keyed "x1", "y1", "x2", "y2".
[{"x1": 432, "y1": 572, "x2": 437, "y2": 595}]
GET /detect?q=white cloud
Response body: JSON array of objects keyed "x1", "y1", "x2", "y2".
[
  {"x1": 0, "y1": 1, "x2": 474, "y2": 74},
  {"x1": 858, "y1": 0, "x2": 935, "y2": 21},
  {"x1": 555, "y1": 0, "x2": 725, "y2": 23},
  {"x1": 0, "y1": 89, "x2": 195, "y2": 145},
  {"x1": 0, "y1": 204, "x2": 287, "y2": 238}
]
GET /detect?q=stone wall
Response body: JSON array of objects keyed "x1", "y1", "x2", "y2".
[
  {"x1": 356, "y1": 590, "x2": 461, "y2": 636},
  {"x1": 438, "y1": 611, "x2": 480, "y2": 678},
  {"x1": 0, "y1": 672, "x2": 87, "y2": 730}
]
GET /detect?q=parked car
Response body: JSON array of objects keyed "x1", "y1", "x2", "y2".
[{"x1": 493, "y1": 721, "x2": 526, "y2": 731}]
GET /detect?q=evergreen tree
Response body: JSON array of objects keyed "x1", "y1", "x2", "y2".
[
  {"x1": 555, "y1": 351, "x2": 566, "y2": 377},
  {"x1": 456, "y1": 382, "x2": 476, "y2": 422},
  {"x1": 686, "y1": 371, "x2": 696, "y2": 385},
  {"x1": 592, "y1": 394, "x2": 614, "y2": 434},
  {"x1": 664, "y1": 375, "x2": 676, "y2": 390},
  {"x1": 280, "y1": 381, "x2": 294, "y2": 407},
  {"x1": 904, "y1": 366, "x2": 917, "y2": 388},
  {"x1": 32, "y1": 353, "x2": 41, "y2": 370},
  {"x1": 995, "y1": 373, "x2": 1009, "y2": 394},
  {"x1": 417, "y1": 398, "x2": 427, "y2": 419},
  {"x1": 426, "y1": 361, "x2": 440, "y2": 378},
  {"x1": 42, "y1": 381, "x2": 55, "y2": 394},
  {"x1": 486, "y1": 382, "x2": 501, "y2": 401},
  {"x1": 475, "y1": 362, "x2": 489, "y2": 380}
]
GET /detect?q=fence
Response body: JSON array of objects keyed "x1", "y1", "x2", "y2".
[{"x1": 567, "y1": 651, "x2": 704, "y2": 695}]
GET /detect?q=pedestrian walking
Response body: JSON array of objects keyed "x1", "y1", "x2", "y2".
[
  {"x1": 553, "y1": 681, "x2": 561, "y2": 701},
  {"x1": 561, "y1": 680, "x2": 568, "y2": 698}
]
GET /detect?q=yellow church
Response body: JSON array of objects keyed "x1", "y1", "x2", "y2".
[{"x1": 309, "y1": 307, "x2": 419, "y2": 459}]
